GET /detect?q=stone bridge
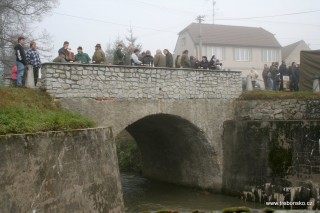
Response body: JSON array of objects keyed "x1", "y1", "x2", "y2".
[{"x1": 41, "y1": 63, "x2": 242, "y2": 190}]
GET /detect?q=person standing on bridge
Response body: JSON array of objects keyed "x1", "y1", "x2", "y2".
[
  {"x1": 163, "y1": 49, "x2": 173, "y2": 68},
  {"x1": 92, "y1": 43, "x2": 106, "y2": 64},
  {"x1": 180, "y1": 50, "x2": 190, "y2": 68},
  {"x1": 14, "y1": 36, "x2": 27, "y2": 87},
  {"x1": 74, "y1": 46, "x2": 91, "y2": 64},
  {"x1": 26, "y1": 41, "x2": 42, "y2": 86},
  {"x1": 154, "y1": 49, "x2": 166, "y2": 67},
  {"x1": 249, "y1": 67, "x2": 259, "y2": 89},
  {"x1": 262, "y1": 64, "x2": 269, "y2": 90},
  {"x1": 58, "y1": 41, "x2": 74, "y2": 62},
  {"x1": 142, "y1": 50, "x2": 154, "y2": 66},
  {"x1": 130, "y1": 49, "x2": 142, "y2": 66},
  {"x1": 113, "y1": 44, "x2": 125, "y2": 65},
  {"x1": 53, "y1": 52, "x2": 67, "y2": 63}
]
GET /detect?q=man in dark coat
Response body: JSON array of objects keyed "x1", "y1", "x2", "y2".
[
  {"x1": 142, "y1": 50, "x2": 154, "y2": 66},
  {"x1": 113, "y1": 44, "x2": 125, "y2": 65},
  {"x1": 279, "y1": 60, "x2": 287, "y2": 91},
  {"x1": 290, "y1": 62, "x2": 300, "y2": 91},
  {"x1": 180, "y1": 50, "x2": 190, "y2": 68},
  {"x1": 262, "y1": 64, "x2": 269, "y2": 89},
  {"x1": 199, "y1": 56, "x2": 209, "y2": 69},
  {"x1": 270, "y1": 62, "x2": 280, "y2": 91},
  {"x1": 14, "y1": 36, "x2": 27, "y2": 87},
  {"x1": 163, "y1": 49, "x2": 173, "y2": 67}
]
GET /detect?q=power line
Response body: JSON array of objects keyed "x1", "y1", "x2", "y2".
[
  {"x1": 215, "y1": 9, "x2": 320, "y2": 20},
  {"x1": 216, "y1": 18, "x2": 320, "y2": 27},
  {"x1": 196, "y1": 15, "x2": 205, "y2": 57},
  {"x1": 53, "y1": 12, "x2": 178, "y2": 34}
]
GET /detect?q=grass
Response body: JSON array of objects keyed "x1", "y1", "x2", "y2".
[
  {"x1": 239, "y1": 90, "x2": 320, "y2": 100},
  {"x1": 0, "y1": 88, "x2": 95, "y2": 135}
]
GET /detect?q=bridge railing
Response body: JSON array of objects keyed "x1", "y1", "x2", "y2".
[{"x1": 40, "y1": 63, "x2": 242, "y2": 100}]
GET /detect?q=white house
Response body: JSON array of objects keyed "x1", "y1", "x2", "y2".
[
  {"x1": 174, "y1": 23, "x2": 282, "y2": 78},
  {"x1": 282, "y1": 40, "x2": 311, "y2": 65}
]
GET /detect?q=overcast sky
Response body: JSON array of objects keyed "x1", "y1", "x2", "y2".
[{"x1": 36, "y1": 0, "x2": 320, "y2": 62}]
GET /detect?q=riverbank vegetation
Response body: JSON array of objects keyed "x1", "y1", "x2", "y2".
[
  {"x1": 239, "y1": 90, "x2": 320, "y2": 100},
  {"x1": 0, "y1": 88, "x2": 95, "y2": 135}
]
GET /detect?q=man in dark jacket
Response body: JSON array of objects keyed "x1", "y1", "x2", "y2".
[
  {"x1": 113, "y1": 44, "x2": 125, "y2": 65},
  {"x1": 262, "y1": 64, "x2": 269, "y2": 89},
  {"x1": 290, "y1": 62, "x2": 300, "y2": 91},
  {"x1": 14, "y1": 36, "x2": 27, "y2": 87},
  {"x1": 279, "y1": 60, "x2": 287, "y2": 91},
  {"x1": 180, "y1": 50, "x2": 190, "y2": 68},
  {"x1": 163, "y1": 49, "x2": 173, "y2": 67},
  {"x1": 199, "y1": 56, "x2": 209, "y2": 69},
  {"x1": 142, "y1": 50, "x2": 154, "y2": 66},
  {"x1": 58, "y1": 41, "x2": 73, "y2": 61},
  {"x1": 270, "y1": 62, "x2": 280, "y2": 91}
]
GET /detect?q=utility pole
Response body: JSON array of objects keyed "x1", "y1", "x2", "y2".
[
  {"x1": 196, "y1": 15, "x2": 205, "y2": 58},
  {"x1": 212, "y1": 0, "x2": 216, "y2": 24}
]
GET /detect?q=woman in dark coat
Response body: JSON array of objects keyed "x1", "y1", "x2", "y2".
[{"x1": 209, "y1": 55, "x2": 217, "y2": 70}]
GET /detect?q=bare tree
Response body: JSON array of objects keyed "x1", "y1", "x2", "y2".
[{"x1": 0, "y1": 0, "x2": 58, "y2": 76}]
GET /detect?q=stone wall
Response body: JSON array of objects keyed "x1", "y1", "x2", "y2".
[
  {"x1": 235, "y1": 99, "x2": 320, "y2": 120},
  {"x1": 40, "y1": 63, "x2": 242, "y2": 99},
  {"x1": 222, "y1": 99, "x2": 320, "y2": 209},
  {"x1": 0, "y1": 128, "x2": 124, "y2": 212},
  {"x1": 223, "y1": 120, "x2": 320, "y2": 209}
]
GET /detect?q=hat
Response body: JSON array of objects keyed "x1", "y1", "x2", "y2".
[{"x1": 95, "y1": 43, "x2": 101, "y2": 48}]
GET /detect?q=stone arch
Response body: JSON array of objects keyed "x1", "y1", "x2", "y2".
[{"x1": 123, "y1": 113, "x2": 221, "y2": 190}]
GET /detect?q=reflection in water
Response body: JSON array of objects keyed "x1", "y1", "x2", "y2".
[{"x1": 121, "y1": 173, "x2": 265, "y2": 213}]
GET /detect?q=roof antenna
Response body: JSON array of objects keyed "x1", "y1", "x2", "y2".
[
  {"x1": 196, "y1": 15, "x2": 205, "y2": 58},
  {"x1": 212, "y1": 0, "x2": 216, "y2": 24}
]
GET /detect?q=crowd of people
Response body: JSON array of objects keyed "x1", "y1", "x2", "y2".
[
  {"x1": 12, "y1": 37, "x2": 299, "y2": 93},
  {"x1": 52, "y1": 41, "x2": 224, "y2": 71},
  {"x1": 11, "y1": 36, "x2": 227, "y2": 88},
  {"x1": 261, "y1": 61, "x2": 300, "y2": 92},
  {"x1": 175, "y1": 50, "x2": 223, "y2": 70}
]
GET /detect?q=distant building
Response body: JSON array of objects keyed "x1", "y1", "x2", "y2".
[
  {"x1": 282, "y1": 40, "x2": 311, "y2": 65},
  {"x1": 174, "y1": 23, "x2": 282, "y2": 77}
]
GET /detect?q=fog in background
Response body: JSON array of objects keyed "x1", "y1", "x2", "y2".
[{"x1": 36, "y1": 0, "x2": 320, "y2": 61}]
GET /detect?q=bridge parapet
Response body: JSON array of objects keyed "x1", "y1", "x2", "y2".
[{"x1": 40, "y1": 63, "x2": 242, "y2": 99}]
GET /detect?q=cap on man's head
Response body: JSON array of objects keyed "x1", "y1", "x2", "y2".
[{"x1": 18, "y1": 36, "x2": 25, "y2": 42}]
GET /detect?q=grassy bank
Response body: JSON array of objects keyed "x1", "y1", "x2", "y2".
[
  {"x1": 239, "y1": 90, "x2": 320, "y2": 100},
  {"x1": 0, "y1": 88, "x2": 95, "y2": 135}
]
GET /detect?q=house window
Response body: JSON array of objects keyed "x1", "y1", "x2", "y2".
[
  {"x1": 207, "y1": 47, "x2": 223, "y2": 60},
  {"x1": 262, "y1": 49, "x2": 279, "y2": 62},
  {"x1": 234, "y1": 48, "x2": 251, "y2": 61}
]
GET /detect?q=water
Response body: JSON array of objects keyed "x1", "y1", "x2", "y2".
[{"x1": 121, "y1": 173, "x2": 265, "y2": 213}]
